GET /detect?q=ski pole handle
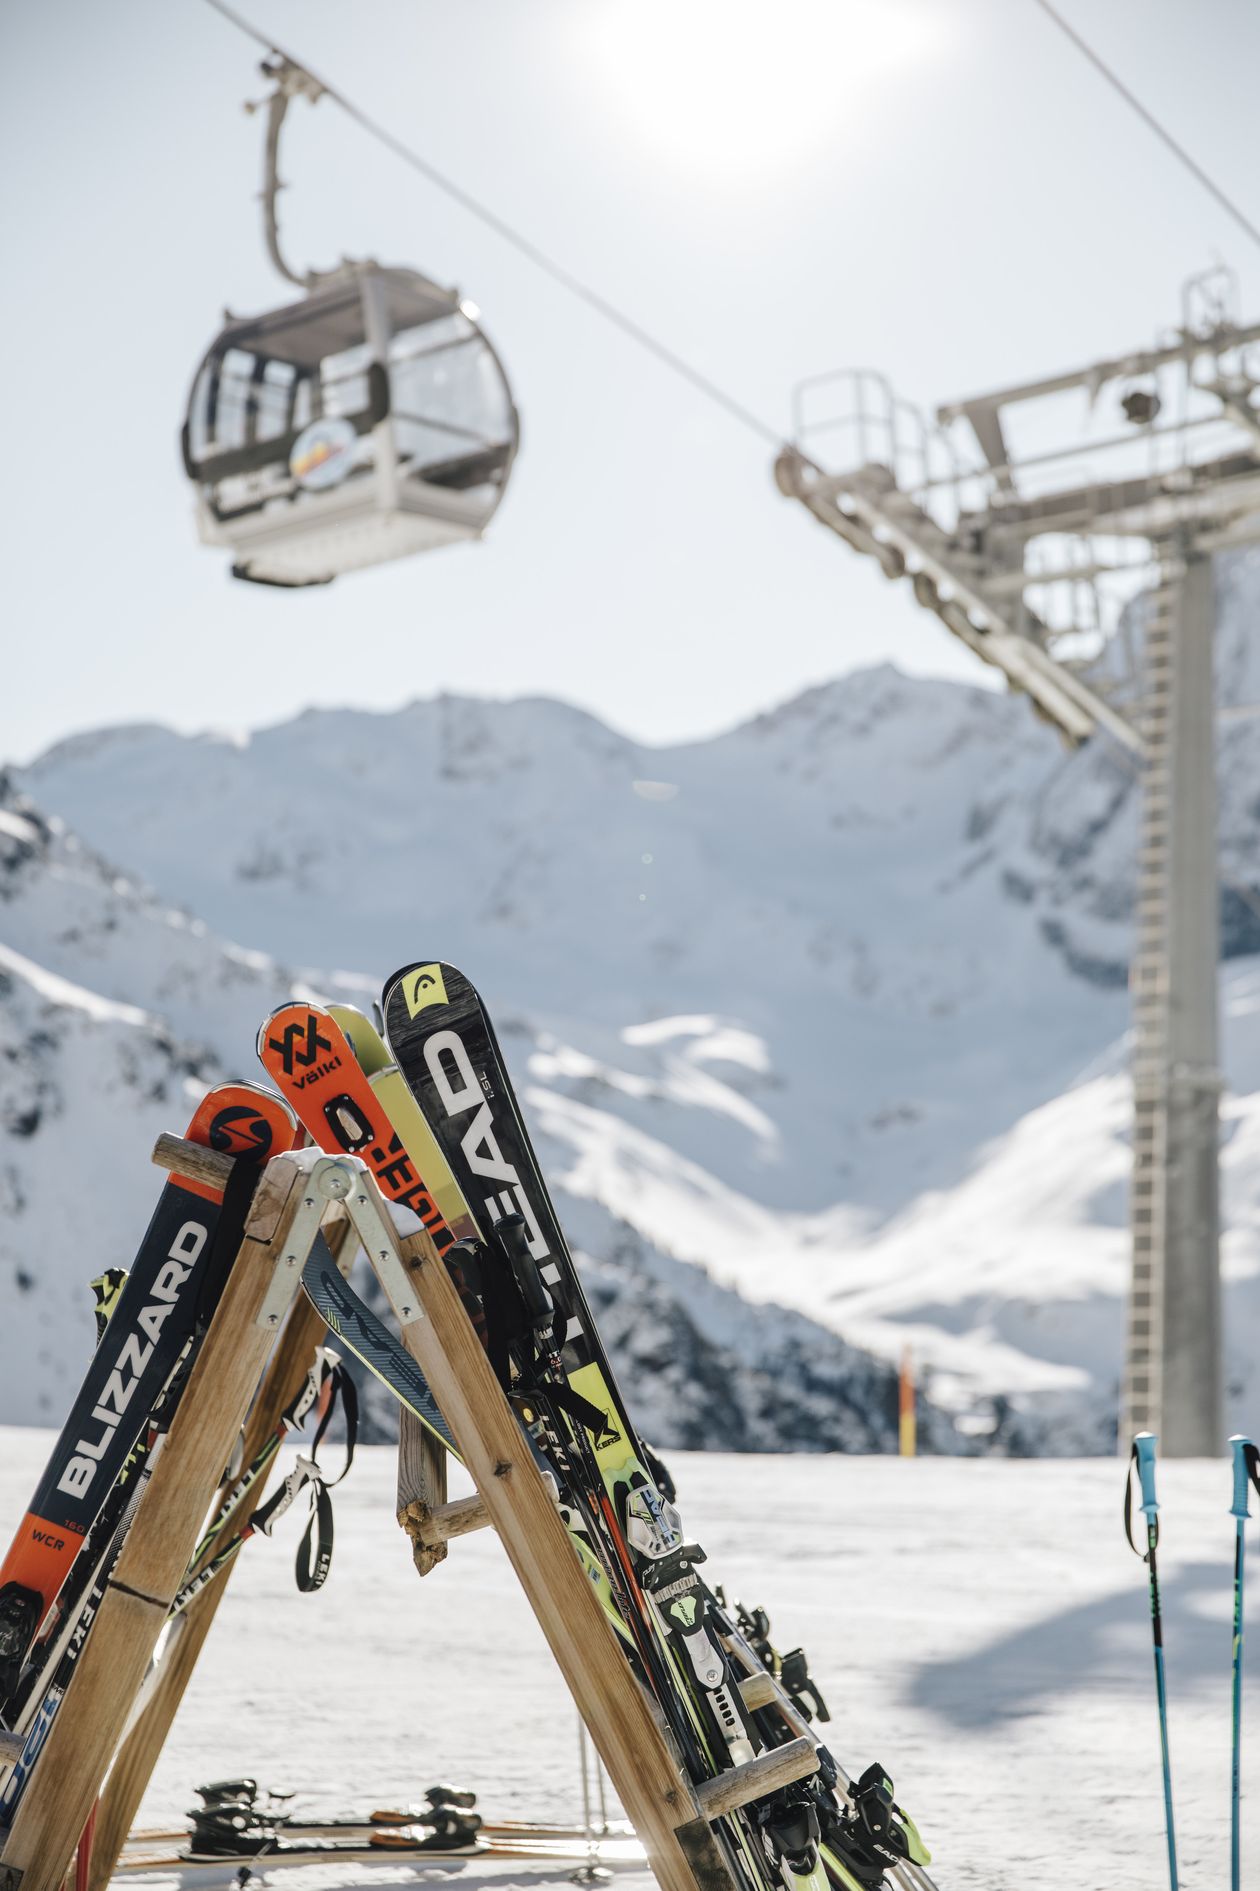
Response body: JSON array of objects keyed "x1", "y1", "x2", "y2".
[
  {"x1": 1134, "y1": 1431, "x2": 1160, "y2": 1523},
  {"x1": 1231, "y1": 1435, "x2": 1255, "y2": 1520}
]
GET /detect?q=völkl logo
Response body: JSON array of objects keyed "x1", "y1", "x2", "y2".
[{"x1": 268, "y1": 1014, "x2": 332, "y2": 1077}]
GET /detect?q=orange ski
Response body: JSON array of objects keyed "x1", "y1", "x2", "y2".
[{"x1": 256, "y1": 1002, "x2": 473, "y2": 1253}]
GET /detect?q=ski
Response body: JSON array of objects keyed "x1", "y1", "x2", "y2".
[
  {"x1": 255, "y1": 999, "x2": 468, "y2": 1453},
  {"x1": 0, "y1": 1081, "x2": 295, "y2": 1706},
  {"x1": 147, "y1": 1783, "x2": 639, "y2": 1864},
  {"x1": 0, "y1": 1081, "x2": 296, "y2": 1825},
  {"x1": 118, "y1": 1833, "x2": 645, "y2": 1874},
  {"x1": 184, "y1": 1796, "x2": 485, "y2": 1859},
  {"x1": 262, "y1": 992, "x2": 931, "y2": 1891},
  {"x1": 379, "y1": 964, "x2": 928, "y2": 1891},
  {"x1": 138, "y1": 1778, "x2": 633, "y2": 1844},
  {"x1": 381, "y1": 978, "x2": 768, "y2": 1699},
  {"x1": 257, "y1": 1003, "x2": 622, "y2": 1626},
  {"x1": 264, "y1": 997, "x2": 761, "y2": 1880}
]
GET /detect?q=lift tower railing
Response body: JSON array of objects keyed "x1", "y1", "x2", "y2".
[{"x1": 777, "y1": 271, "x2": 1260, "y2": 1454}]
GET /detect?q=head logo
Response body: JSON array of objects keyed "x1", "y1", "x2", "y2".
[
  {"x1": 267, "y1": 1014, "x2": 332, "y2": 1076},
  {"x1": 208, "y1": 1105, "x2": 275, "y2": 1159},
  {"x1": 402, "y1": 964, "x2": 450, "y2": 1019}
]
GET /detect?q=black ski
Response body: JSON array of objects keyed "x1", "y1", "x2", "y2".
[
  {"x1": 380, "y1": 963, "x2": 936, "y2": 1891},
  {"x1": 379, "y1": 965, "x2": 833, "y2": 1891},
  {"x1": 0, "y1": 1080, "x2": 294, "y2": 1711},
  {"x1": 0, "y1": 1083, "x2": 295, "y2": 1828}
]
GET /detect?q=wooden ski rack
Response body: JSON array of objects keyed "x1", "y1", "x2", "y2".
[{"x1": 0, "y1": 1132, "x2": 830, "y2": 1891}]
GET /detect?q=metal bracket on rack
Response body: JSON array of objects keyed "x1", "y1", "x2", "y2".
[{"x1": 250, "y1": 1151, "x2": 424, "y2": 1331}]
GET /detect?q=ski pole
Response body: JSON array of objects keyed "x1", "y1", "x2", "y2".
[
  {"x1": 1229, "y1": 1434, "x2": 1260, "y2": 1891},
  {"x1": 1125, "y1": 1431, "x2": 1177, "y2": 1891}
]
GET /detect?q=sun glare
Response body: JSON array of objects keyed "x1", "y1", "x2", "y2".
[{"x1": 570, "y1": 0, "x2": 947, "y2": 187}]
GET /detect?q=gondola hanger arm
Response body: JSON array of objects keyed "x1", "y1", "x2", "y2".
[{"x1": 244, "y1": 54, "x2": 337, "y2": 292}]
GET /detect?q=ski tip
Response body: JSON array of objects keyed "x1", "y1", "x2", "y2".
[{"x1": 381, "y1": 962, "x2": 459, "y2": 1027}]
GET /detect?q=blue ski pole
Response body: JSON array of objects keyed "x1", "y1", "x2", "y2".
[
  {"x1": 1229, "y1": 1434, "x2": 1260, "y2": 1891},
  {"x1": 1125, "y1": 1431, "x2": 1177, "y2": 1891}
]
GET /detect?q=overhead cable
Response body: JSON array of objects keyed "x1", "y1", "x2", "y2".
[
  {"x1": 1030, "y1": 0, "x2": 1260, "y2": 257},
  {"x1": 200, "y1": 0, "x2": 782, "y2": 445}
]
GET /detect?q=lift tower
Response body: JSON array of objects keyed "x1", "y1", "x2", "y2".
[{"x1": 777, "y1": 272, "x2": 1260, "y2": 1454}]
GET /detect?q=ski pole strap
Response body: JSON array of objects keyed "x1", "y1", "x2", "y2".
[
  {"x1": 294, "y1": 1476, "x2": 334, "y2": 1594},
  {"x1": 1125, "y1": 1434, "x2": 1160, "y2": 1557},
  {"x1": 309, "y1": 1357, "x2": 357, "y2": 1487},
  {"x1": 249, "y1": 1456, "x2": 335, "y2": 1594},
  {"x1": 545, "y1": 1380, "x2": 618, "y2": 1442},
  {"x1": 192, "y1": 1348, "x2": 349, "y2": 1569}
]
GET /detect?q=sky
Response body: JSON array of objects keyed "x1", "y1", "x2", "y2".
[{"x1": 3, "y1": 0, "x2": 1260, "y2": 763}]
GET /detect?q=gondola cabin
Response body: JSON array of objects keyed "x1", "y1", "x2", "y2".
[{"x1": 182, "y1": 263, "x2": 518, "y2": 587}]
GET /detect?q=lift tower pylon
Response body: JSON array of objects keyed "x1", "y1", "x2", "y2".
[{"x1": 777, "y1": 271, "x2": 1260, "y2": 1453}]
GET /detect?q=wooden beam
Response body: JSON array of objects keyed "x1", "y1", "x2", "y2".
[
  {"x1": 405, "y1": 1493, "x2": 491, "y2": 1547},
  {"x1": 151, "y1": 1132, "x2": 232, "y2": 1191},
  {"x1": 693, "y1": 1739, "x2": 816, "y2": 1821},
  {"x1": 0, "y1": 1153, "x2": 314, "y2": 1891},
  {"x1": 381, "y1": 1225, "x2": 737, "y2": 1891},
  {"x1": 736, "y1": 1672, "x2": 778, "y2": 1712},
  {"x1": 85, "y1": 1200, "x2": 356, "y2": 1891}
]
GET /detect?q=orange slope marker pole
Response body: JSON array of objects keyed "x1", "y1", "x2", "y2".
[{"x1": 899, "y1": 1348, "x2": 916, "y2": 1459}]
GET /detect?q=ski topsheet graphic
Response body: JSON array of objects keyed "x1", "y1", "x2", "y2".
[
  {"x1": 0, "y1": 1080, "x2": 296, "y2": 1709},
  {"x1": 380, "y1": 964, "x2": 616, "y2": 1394}
]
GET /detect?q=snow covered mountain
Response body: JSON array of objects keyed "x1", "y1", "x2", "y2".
[
  {"x1": 0, "y1": 778, "x2": 940, "y2": 1450},
  {"x1": 7, "y1": 547, "x2": 1260, "y2": 1448}
]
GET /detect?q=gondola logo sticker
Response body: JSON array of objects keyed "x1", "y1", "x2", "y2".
[
  {"x1": 402, "y1": 964, "x2": 449, "y2": 1018},
  {"x1": 290, "y1": 417, "x2": 357, "y2": 491}
]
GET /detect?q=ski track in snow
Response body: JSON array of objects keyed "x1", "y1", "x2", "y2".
[{"x1": 1, "y1": 1434, "x2": 1246, "y2": 1891}]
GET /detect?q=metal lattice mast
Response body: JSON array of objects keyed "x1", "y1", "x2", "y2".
[
  {"x1": 1128, "y1": 553, "x2": 1222, "y2": 1451},
  {"x1": 1127, "y1": 569, "x2": 1177, "y2": 1438},
  {"x1": 777, "y1": 271, "x2": 1258, "y2": 1454}
]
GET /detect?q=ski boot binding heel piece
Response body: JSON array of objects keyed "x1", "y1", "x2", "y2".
[
  {"x1": 756, "y1": 1786, "x2": 822, "y2": 1881},
  {"x1": 821, "y1": 1762, "x2": 931, "y2": 1888}
]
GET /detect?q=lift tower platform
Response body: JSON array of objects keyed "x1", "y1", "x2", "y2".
[{"x1": 777, "y1": 271, "x2": 1260, "y2": 1454}]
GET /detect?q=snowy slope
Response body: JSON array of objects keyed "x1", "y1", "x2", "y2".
[{"x1": 9, "y1": 549, "x2": 1260, "y2": 1444}]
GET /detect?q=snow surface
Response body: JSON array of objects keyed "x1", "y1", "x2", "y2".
[{"x1": 1, "y1": 1434, "x2": 1249, "y2": 1891}]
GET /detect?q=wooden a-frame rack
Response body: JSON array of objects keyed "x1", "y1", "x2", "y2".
[{"x1": 0, "y1": 1134, "x2": 828, "y2": 1891}]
